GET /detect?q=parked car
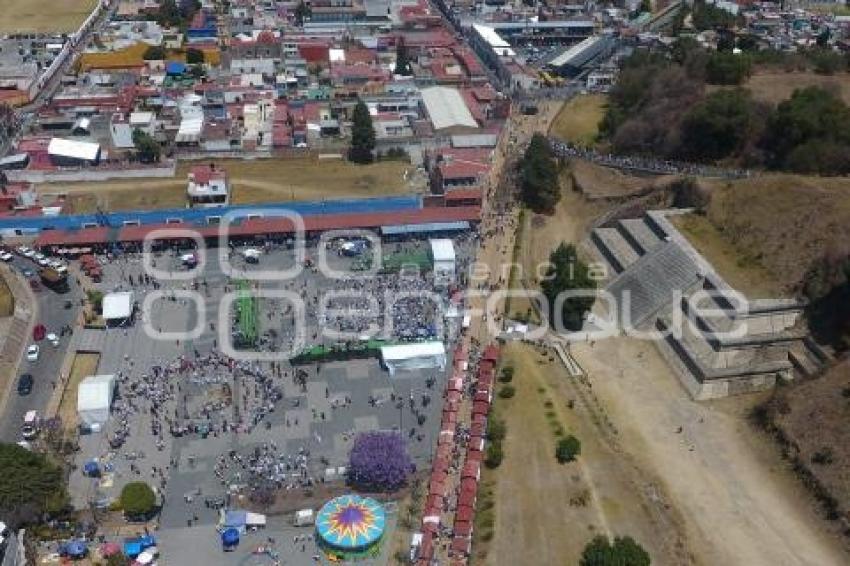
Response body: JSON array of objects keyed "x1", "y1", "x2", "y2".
[
  {"x1": 46, "y1": 333, "x2": 59, "y2": 346},
  {"x1": 0, "y1": 251, "x2": 13, "y2": 261},
  {"x1": 21, "y1": 268, "x2": 34, "y2": 278},
  {"x1": 26, "y1": 344, "x2": 39, "y2": 362},
  {"x1": 21, "y1": 410, "x2": 39, "y2": 440},
  {"x1": 17, "y1": 374, "x2": 33, "y2": 395}
]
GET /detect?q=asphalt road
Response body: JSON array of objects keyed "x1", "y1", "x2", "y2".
[{"x1": 0, "y1": 256, "x2": 81, "y2": 443}]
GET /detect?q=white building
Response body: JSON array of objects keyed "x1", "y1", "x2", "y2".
[
  {"x1": 429, "y1": 239, "x2": 456, "y2": 287},
  {"x1": 103, "y1": 291, "x2": 134, "y2": 325},
  {"x1": 77, "y1": 374, "x2": 117, "y2": 429},
  {"x1": 47, "y1": 138, "x2": 101, "y2": 166},
  {"x1": 420, "y1": 86, "x2": 478, "y2": 133},
  {"x1": 380, "y1": 342, "x2": 447, "y2": 376},
  {"x1": 187, "y1": 164, "x2": 229, "y2": 207}
]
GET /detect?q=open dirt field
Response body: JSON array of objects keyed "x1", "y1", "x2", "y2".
[
  {"x1": 58, "y1": 352, "x2": 100, "y2": 433},
  {"x1": 506, "y1": 181, "x2": 612, "y2": 322},
  {"x1": 39, "y1": 158, "x2": 419, "y2": 214},
  {"x1": 479, "y1": 343, "x2": 692, "y2": 565},
  {"x1": 571, "y1": 159, "x2": 677, "y2": 200},
  {"x1": 700, "y1": 174, "x2": 850, "y2": 292},
  {"x1": 569, "y1": 337, "x2": 848, "y2": 566},
  {"x1": 548, "y1": 94, "x2": 608, "y2": 146},
  {"x1": 671, "y1": 213, "x2": 788, "y2": 299},
  {"x1": 764, "y1": 359, "x2": 850, "y2": 530},
  {"x1": 0, "y1": 0, "x2": 96, "y2": 33}
]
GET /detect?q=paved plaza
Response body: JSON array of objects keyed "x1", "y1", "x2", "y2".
[{"x1": 65, "y1": 234, "x2": 475, "y2": 564}]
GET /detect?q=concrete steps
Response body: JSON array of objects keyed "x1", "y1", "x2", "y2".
[
  {"x1": 617, "y1": 218, "x2": 664, "y2": 256},
  {"x1": 591, "y1": 227, "x2": 640, "y2": 274}
]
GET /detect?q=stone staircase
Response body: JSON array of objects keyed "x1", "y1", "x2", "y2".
[{"x1": 588, "y1": 210, "x2": 826, "y2": 399}]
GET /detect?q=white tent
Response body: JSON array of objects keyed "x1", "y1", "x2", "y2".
[
  {"x1": 245, "y1": 512, "x2": 267, "y2": 528},
  {"x1": 380, "y1": 342, "x2": 446, "y2": 376},
  {"x1": 77, "y1": 374, "x2": 116, "y2": 428},
  {"x1": 429, "y1": 239, "x2": 456, "y2": 286},
  {"x1": 102, "y1": 291, "x2": 133, "y2": 322}
]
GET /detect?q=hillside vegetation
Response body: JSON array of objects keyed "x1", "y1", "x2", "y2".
[{"x1": 700, "y1": 174, "x2": 850, "y2": 349}]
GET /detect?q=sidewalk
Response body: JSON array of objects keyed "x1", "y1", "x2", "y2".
[{"x1": 0, "y1": 264, "x2": 38, "y2": 420}]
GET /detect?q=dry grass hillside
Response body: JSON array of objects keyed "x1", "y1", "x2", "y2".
[
  {"x1": 761, "y1": 359, "x2": 850, "y2": 527},
  {"x1": 700, "y1": 174, "x2": 850, "y2": 292}
]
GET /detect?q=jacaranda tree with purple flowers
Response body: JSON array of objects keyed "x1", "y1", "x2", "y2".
[{"x1": 348, "y1": 432, "x2": 414, "y2": 492}]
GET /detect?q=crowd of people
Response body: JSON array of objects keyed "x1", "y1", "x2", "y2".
[{"x1": 550, "y1": 139, "x2": 752, "y2": 179}]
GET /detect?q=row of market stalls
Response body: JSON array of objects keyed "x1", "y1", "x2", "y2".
[{"x1": 413, "y1": 343, "x2": 499, "y2": 563}]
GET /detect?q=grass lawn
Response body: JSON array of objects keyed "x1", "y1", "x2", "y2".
[
  {"x1": 0, "y1": 273, "x2": 13, "y2": 317},
  {"x1": 548, "y1": 94, "x2": 608, "y2": 146},
  {"x1": 0, "y1": 0, "x2": 96, "y2": 33},
  {"x1": 671, "y1": 214, "x2": 787, "y2": 299},
  {"x1": 41, "y1": 158, "x2": 418, "y2": 214},
  {"x1": 58, "y1": 352, "x2": 100, "y2": 433},
  {"x1": 472, "y1": 343, "x2": 604, "y2": 565},
  {"x1": 709, "y1": 71, "x2": 850, "y2": 107}
]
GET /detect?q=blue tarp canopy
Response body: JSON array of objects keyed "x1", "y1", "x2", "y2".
[
  {"x1": 223, "y1": 510, "x2": 247, "y2": 530},
  {"x1": 166, "y1": 61, "x2": 186, "y2": 75},
  {"x1": 123, "y1": 541, "x2": 142, "y2": 558},
  {"x1": 221, "y1": 528, "x2": 240, "y2": 547},
  {"x1": 63, "y1": 540, "x2": 88, "y2": 558},
  {"x1": 123, "y1": 535, "x2": 155, "y2": 558}
]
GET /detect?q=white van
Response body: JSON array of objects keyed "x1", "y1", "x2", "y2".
[
  {"x1": 21, "y1": 410, "x2": 39, "y2": 440},
  {"x1": 294, "y1": 508, "x2": 314, "y2": 526}
]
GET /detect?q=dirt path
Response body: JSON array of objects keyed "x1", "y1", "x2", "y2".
[{"x1": 570, "y1": 337, "x2": 848, "y2": 566}]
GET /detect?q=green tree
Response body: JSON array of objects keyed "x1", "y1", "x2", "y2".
[
  {"x1": 691, "y1": 0, "x2": 741, "y2": 31},
  {"x1": 763, "y1": 86, "x2": 850, "y2": 172},
  {"x1": 348, "y1": 99, "x2": 376, "y2": 164},
  {"x1": 394, "y1": 39, "x2": 412, "y2": 76},
  {"x1": 484, "y1": 441, "x2": 503, "y2": 468},
  {"x1": 540, "y1": 243, "x2": 596, "y2": 331},
  {"x1": 705, "y1": 51, "x2": 752, "y2": 85},
  {"x1": 520, "y1": 133, "x2": 560, "y2": 212},
  {"x1": 120, "y1": 482, "x2": 157, "y2": 520},
  {"x1": 132, "y1": 129, "x2": 161, "y2": 163},
  {"x1": 295, "y1": 0, "x2": 311, "y2": 26},
  {"x1": 580, "y1": 535, "x2": 651, "y2": 566},
  {"x1": 487, "y1": 416, "x2": 507, "y2": 442},
  {"x1": 498, "y1": 366, "x2": 514, "y2": 383},
  {"x1": 498, "y1": 385, "x2": 516, "y2": 399},
  {"x1": 0, "y1": 443, "x2": 69, "y2": 527},
  {"x1": 156, "y1": 0, "x2": 181, "y2": 26},
  {"x1": 556, "y1": 435, "x2": 581, "y2": 463},
  {"x1": 679, "y1": 89, "x2": 757, "y2": 160},
  {"x1": 185, "y1": 47, "x2": 204, "y2": 65},
  {"x1": 142, "y1": 45, "x2": 166, "y2": 60}
]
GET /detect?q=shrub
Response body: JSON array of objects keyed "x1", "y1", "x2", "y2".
[
  {"x1": 185, "y1": 48, "x2": 204, "y2": 65},
  {"x1": 120, "y1": 482, "x2": 156, "y2": 519},
  {"x1": 487, "y1": 417, "x2": 507, "y2": 441},
  {"x1": 484, "y1": 441, "x2": 503, "y2": 469},
  {"x1": 142, "y1": 46, "x2": 166, "y2": 61},
  {"x1": 580, "y1": 535, "x2": 650, "y2": 566},
  {"x1": 556, "y1": 435, "x2": 581, "y2": 463},
  {"x1": 498, "y1": 385, "x2": 516, "y2": 399},
  {"x1": 499, "y1": 366, "x2": 514, "y2": 383}
]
